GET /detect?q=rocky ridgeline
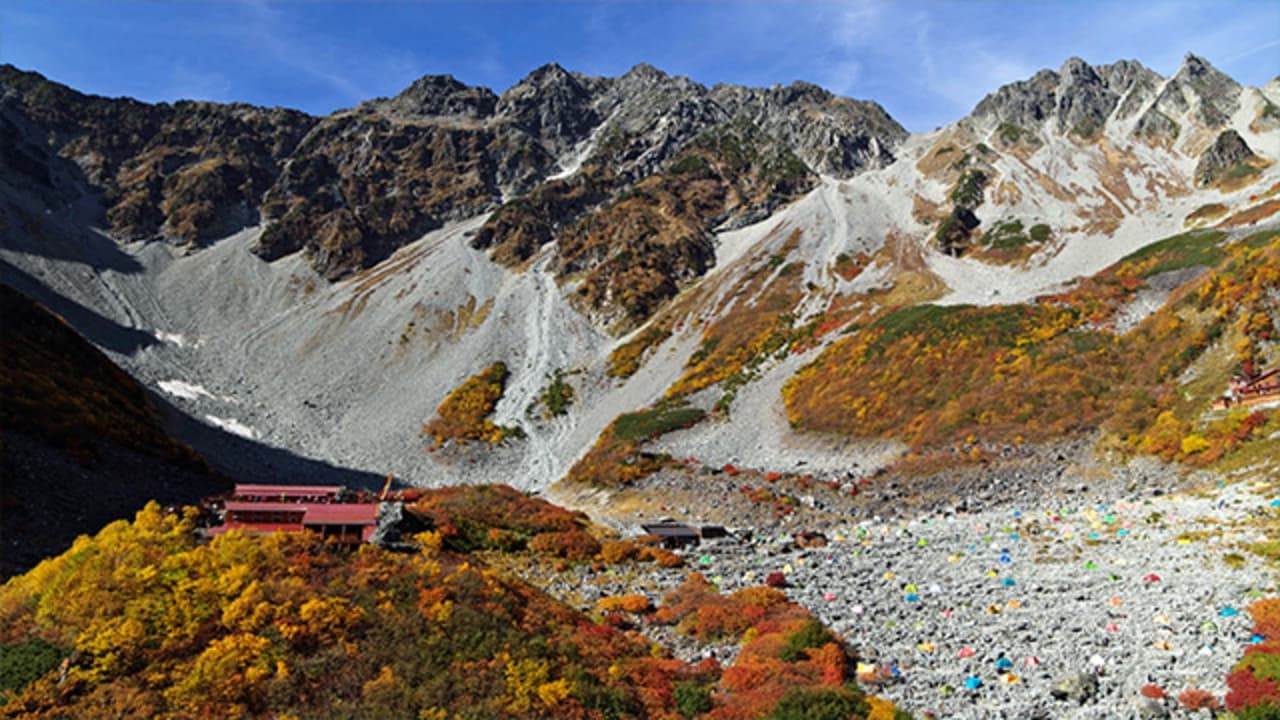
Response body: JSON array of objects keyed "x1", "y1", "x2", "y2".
[
  {"x1": 968, "y1": 53, "x2": 1242, "y2": 142},
  {"x1": 0, "y1": 61, "x2": 905, "y2": 283}
]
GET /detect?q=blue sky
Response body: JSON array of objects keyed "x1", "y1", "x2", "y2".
[{"x1": 3, "y1": 1, "x2": 1278, "y2": 132}]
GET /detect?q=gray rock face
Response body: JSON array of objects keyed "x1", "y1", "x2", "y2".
[
  {"x1": 1174, "y1": 53, "x2": 1242, "y2": 126},
  {"x1": 496, "y1": 63, "x2": 600, "y2": 158},
  {"x1": 584, "y1": 65, "x2": 730, "y2": 180},
  {"x1": 969, "y1": 54, "x2": 1246, "y2": 146},
  {"x1": 1194, "y1": 129, "x2": 1257, "y2": 186},
  {"x1": 1054, "y1": 57, "x2": 1119, "y2": 137},
  {"x1": 1136, "y1": 53, "x2": 1242, "y2": 140},
  {"x1": 357, "y1": 74, "x2": 498, "y2": 121},
  {"x1": 971, "y1": 68, "x2": 1062, "y2": 132},
  {"x1": 1102, "y1": 60, "x2": 1163, "y2": 122},
  {"x1": 710, "y1": 81, "x2": 906, "y2": 176}
]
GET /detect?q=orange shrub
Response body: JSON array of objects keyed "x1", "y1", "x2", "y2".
[
  {"x1": 598, "y1": 594, "x2": 652, "y2": 614},
  {"x1": 598, "y1": 539, "x2": 640, "y2": 564},
  {"x1": 423, "y1": 362, "x2": 521, "y2": 448},
  {"x1": 1177, "y1": 687, "x2": 1220, "y2": 710},
  {"x1": 527, "y1": 530, "x2": 602, "y2": 561}
]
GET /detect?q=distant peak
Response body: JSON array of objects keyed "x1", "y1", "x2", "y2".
[
  {"x1": 403, "y1": 73, "x2": 468, "y2": 92},
  {"x1": 1183, "y1": 52, "x2": 1211, "y2": 68},
  {"x1": 1176, "y1": 52, "x2": 1231, "y2": 83},
  {"x1": 1059, "y1": 56, "x2": 1092, "y2": 75},
  {"x1": 364, "y1": 72, "x2": 497, "y2": 120},
  {"x1": 784, "y1": 80, "x2": 832, "y2": 98},
  {"x1": 623, "y1": 63, "x2": 667, "y2": 81},
  {"x1": 525, "y1": 62, "x2": 571, "y2": 81}
]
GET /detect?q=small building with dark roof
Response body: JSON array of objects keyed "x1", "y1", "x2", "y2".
[{"x1": 641, "y1": 523, "x2": 730, "y2": 549}]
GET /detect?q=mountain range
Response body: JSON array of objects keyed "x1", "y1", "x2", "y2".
[
  {"x1": 1, "y1": 53, "x2": 1277, "y2": 540},
  {"x1": 2, "y1": 51, "x2": 1279, "y2": 720}
]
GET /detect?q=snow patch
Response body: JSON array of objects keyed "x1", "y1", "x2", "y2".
[
  {"x1": 159, "y1": 380, "x2": 217, "y2": 402},
  {"x1": 204, "y1": 415, "x2": 260, "y2": 440},
  {"x1": 548, "y1": 123, "x2": 608, "y2": 180},
  {"x1": 154, "y1": 330, "x2": 200, "y2": 348}
]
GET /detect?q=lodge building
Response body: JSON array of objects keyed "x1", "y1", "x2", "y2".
[{"x1": 205, "y1": 484, "x2": 380, "y2": 544}]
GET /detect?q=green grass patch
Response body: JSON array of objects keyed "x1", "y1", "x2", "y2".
[
  {"x1": 534, "y1": 369, "x2": 575, "y2": 419},
  {"x1": 1116, "y1": 230, "x2": 1227, "y2": 278},
  {"x1": 1228, "y1": 161, "x2": 1261, "y2": 180},
  {"x1": 613, "y1": 404, "x2": 707, "y2": 440},
  {"x1": 871, "y1": 303, "x2": 1035, "y2": 352}
]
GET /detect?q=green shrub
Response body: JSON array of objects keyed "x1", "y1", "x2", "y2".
[
  {"x1": 535, "y1": 369, "x2": 575, "y2": 418},
  {"x1": 0, "y1": 638, "x2": 66, "y2": 696},
  {"x1": 670, "y1": 154, "x2": 712, "y2": 176},
  {"x1": 779, "y1": 619, "x2": 837, "y2": 663},
  {"x1": 674, "y1": 681, "x2": 714, "y2": 718},
  {"x1": 949, "y1": 169, "x2": 988, "y2": 207},
  {"x1": 1117, "y1": 230, "x2": 1226, "y2": 278},
  {"x1": 996, "y1": 123, "x2": 1026, "y2": 145},
  {"x1": 613, "y1": 404, "x2": 707, "y2": 440},
  {"x1": 769, "y1": 686, "x2": 869, "y2": 720}
]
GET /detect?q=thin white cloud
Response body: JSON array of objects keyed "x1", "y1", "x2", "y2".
[
  {"x1": 832, "y1": 0, "x2": 885, "y2": 47},
  {"x1": 240, "y1": 0, "x2": 370, "y2": 105},
  {"x1": 1221, "y1": 38, "x2": 1280, "y2": 65}
]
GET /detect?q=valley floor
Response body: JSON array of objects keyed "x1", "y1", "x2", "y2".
[{"x1": 548, "y1": 463, "x2": 1278, "y2": 719}]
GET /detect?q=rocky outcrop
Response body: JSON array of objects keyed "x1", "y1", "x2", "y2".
[
  {"x1": 496, "y1": 63, "x2": 601, "y2": 159},
  {"x1": 1134, "y1": 53, "x2": 1241, "y2": 141},
  {"x1": 253, "y1": 112, "x2": 553, "y2": 278},
  {"x1": 4, "y1": 61, "x2": 906, "y2": 281},
  {"x1": 969, "y1": 54, "x2": 1245, "y2": 145},
  {"x1": 355, "y1": 74, "x2": 498, "y2": 121},
  {"x1": 710, "y1": 80, "x2": 905, "y2": 176},
  {"x1": 0, "y1": 65, "x2": 316, "y2": 246},
  {"x1": 970, "y1": 67, "x2": 1068, "y2": 133},
  {"x1": 970, "y1": 58, "x2": 1123, "y2": 139},
  {"x1": 1100, "y1": 59, "x2": 1164, "y2": 122},
  {"x1": 1194, "y1": 129, "x2": 1257, "y2": 186},
  {"x1": 555, "y1": 119, "x2": 817, "y2": 328},
  {"x1": 1053, "y1": 57, "x2": 1118, "y2": 138}
]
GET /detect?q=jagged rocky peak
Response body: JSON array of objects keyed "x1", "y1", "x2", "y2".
[
  {"x1": 970, "y1": 53, "x2": 1252, "y2": 145},
  {"x1": 1194, "y1": 128, "x2": 1257, "y2": 186},
  {"x1": 1053, "y1": 57, "x2": 1119, "y2": 137},
  {"x1": 1137, "y1": 53, "x2": 1242, "y2": 138},
  {"x1": 970, "y1": 57, "x2": 1120, "y2": 138},
  {"x1": 358, "y1": 74, "x2": 498, "y2": 121},
  {"x1": 1099, "y1": 59, "x2": 1162, "y2": 121},
  {"x1": 709, "y1": 80, "x2": 906, "y2": 177},
  {"x1": 602, "y1": 63, "x2": 713, "y2": 122},
  {"x1": 583, "y1": 64, "x2": 727, "y2": 179},
  {"x1": 1171, "y1": 52, "x2": 1242, "y2": 125},
  {"x1": 496, "y1": 62, "x2": 600, "y2": 157}
]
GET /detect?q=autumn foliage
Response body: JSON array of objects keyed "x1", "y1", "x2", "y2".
[
  {"x1": 0, "y1": 501, "x2": 900, "y2": 719},
  {"x1": 423, "y1": 361, "x2": 522, "y2": 448},
  {"x1": 1225, "y1": 598, "x2": 1280, "y2": 713},
  {"x1": 783, "y1": 229, "x2": 1279, "y2": 463},
  {"x1": 406, "y1": 484, "x2": 593, "y2": 555}
]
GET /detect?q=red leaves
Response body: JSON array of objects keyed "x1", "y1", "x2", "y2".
[
  {"x1": 1226, "y1": 668, "x2": 1280, "y2": 712},
  {"x1": 1177, "y1": 687, "x2": 1221, "y2": 711},
  {"x1": 1140, "y1": 684, "x2": 1166, "y2": 699}
]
